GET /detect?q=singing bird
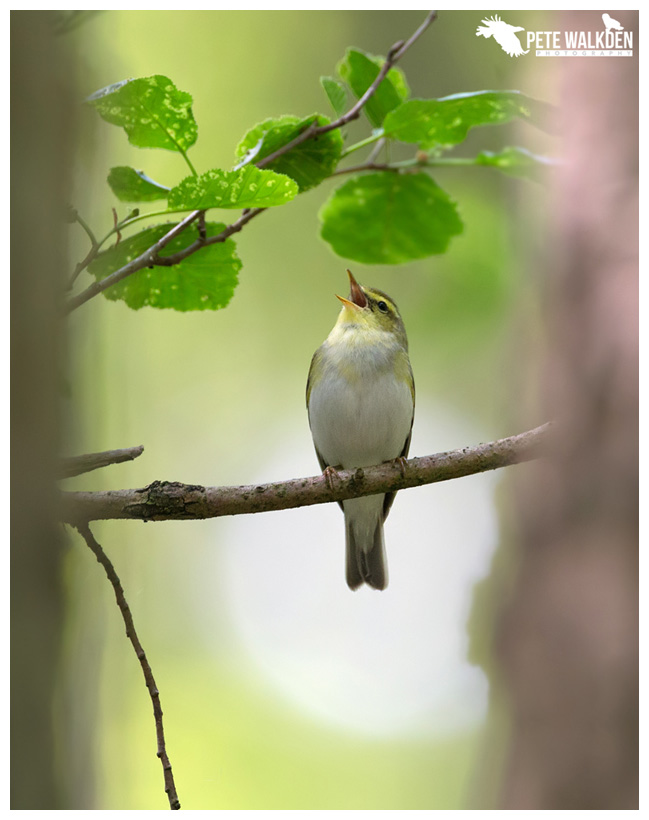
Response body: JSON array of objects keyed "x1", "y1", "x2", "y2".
[
  {"x1": 307, "y1": 270, "x2": 414, "y2": 590},
  {"x1": 476, "y1": 14, "x2": 529, "y2": 57},
  {"x1": 602, "y1": 13, "x2": 623, "y2": 31}
]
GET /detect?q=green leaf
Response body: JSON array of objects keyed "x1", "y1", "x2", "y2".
[
  {"x1": 88, "y1": 222, "x2": 241, "y2": 311},
  {"x1": 87, "y1": 75, "x2": 197, "y2": 153},
  {"x1": 234, "y1": 114, "x2": 343, "y2": 192},
  {"x1": 319, "y1": 172, "x2": 463, "y2": 265},
  {"x1": 337, "y1": 49, "x2": 409, "y2": 128},
  {"x1": 168, "y1": 166, "x2": 298, "y2": 210},
  {"x1": 383, "y1": 91, "x2": 540, "y2": 149},
  {"x1": 107, "y1": 166, "x2": 170, "y2": 202},
  {"x1": 320, "y1": 76, "x2": 347, "y2": 117},
  {"x1": 475, "y1": 147, "x2": 553, "y2": 180}
]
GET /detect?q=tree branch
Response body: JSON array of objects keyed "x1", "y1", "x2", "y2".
[
  {"x1": 60, "y1": 445, "x2": 144, "y2": 478},
  {"x1": 62, "y1": 423, "x2": 550, "y2": 524},
  {"x1": 74, "y1": 522, "x2": 181, "y2": 810}
]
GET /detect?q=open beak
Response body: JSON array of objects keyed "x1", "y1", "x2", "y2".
[{"x1": 335, "y1": 269, "x2": 367, "y2": 310}]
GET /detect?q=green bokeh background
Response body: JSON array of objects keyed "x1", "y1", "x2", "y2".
[{"x1": 61, "y1": 10, "x2": 555, "y2": 809}]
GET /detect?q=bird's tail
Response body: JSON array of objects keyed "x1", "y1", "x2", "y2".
[{"x1": 344, "y1": 497, "x2": 387, "y2": 591}]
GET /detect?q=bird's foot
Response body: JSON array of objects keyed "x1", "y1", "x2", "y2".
[
  {"x1": 323, "y1": 465, "x2": 341, "y2": 494},
  {"x1": 394, "y1": 456, "x2": 408, "y2": 478}
]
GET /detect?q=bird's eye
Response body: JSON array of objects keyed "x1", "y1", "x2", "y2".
[{"x1": 377, "y1": 300, "x2": 389, "y2": 313}]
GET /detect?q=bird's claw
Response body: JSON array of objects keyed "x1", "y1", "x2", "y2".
[
  {"x1": 323, "y1": 465, "x2": 341, "y2": 493},
  {"x1": 394, "y1": 456, "x2": 408, "y2": 478}
]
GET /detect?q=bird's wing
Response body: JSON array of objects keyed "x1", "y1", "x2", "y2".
[
  {"x1": 307, "y1": 347, "x2": 345, "y2": 511},
  {"x1": 305, "y1": 348, "x2": 319, "y2": 408},
  {"x1": 383, "y1": 355, "x2": 415, "y2": 520},
  {"x1": 382, "y1": 426, "x2": 412, "y2": 522}
]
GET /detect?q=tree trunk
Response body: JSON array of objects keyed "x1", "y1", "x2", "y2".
[
  {"x1": 497, "y1": 11, "x2": 638, "y2": 809},
  {"x1": 11, "y1": 11, "x2": 76, "y2": 808}
]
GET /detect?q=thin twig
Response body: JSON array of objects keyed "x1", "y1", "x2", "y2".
[
  {"x1": 74, "y1": 211, "x2": 98, "y2": 247},
  {"x1": 74, "y1": 522, "x2": 181, "y2": 810},
  {"x1": 68, "y1": 210, "x2": 101, "y2": 289},
  {"x1": 393, "y1": 9, "x2": 439, "y2": 60},
  {"x1": 328, "y1": 161, "x2": 402, "y2": 178},
  {"x1": 60, "y1": 445, "x2": 144, "y2": 479},
  {"x1": 62, "y1": 423, "x2": 551, "y2": 523},
  {"x1": 69, "y1": 244, "x2": 100, "y2": 290},
  {"x1": 112, "y1": 208, "x2": 122, "y2": 244},
  {"x1": 366, "y1": 137, "x2": 387, "y2": 165},
  {"x1": 197, "y1": 210, "x2": 207, "y2": 241},
  {"x1": 150, "y1": 207, "x2": 265, "y2": 267},
  {"x1": 329, "y1": 155, "x2": 509, "y2": 178}
]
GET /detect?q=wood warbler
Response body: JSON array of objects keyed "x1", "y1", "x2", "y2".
[{"x1": 306, "y1": 270, "x2": 414, "y2": 590}]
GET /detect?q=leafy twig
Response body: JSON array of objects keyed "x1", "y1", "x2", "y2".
[
  {"x1": 65, "y1": 209, "x2": 202, "y2": 313},
  {"x1": 62, "y1": 423, "x2": 551, "y2": 523},
  {"x1": 65, "y1": 11, "x2": 438, "y2": 314},
  {"x1": 68, "y1": 207, "x2": 142, "y2": 290},
  {"x1": 66, "y1": 207, "x2": 265, "y2": 312},
  {"x1": 256, "y1": 11, "x2": 438, "y2": 170},
  {"x1": 74, "y1": 522, "x2": 181, "y2": 810},
  {"x1": 328, "y1": 150, "x2": 555, "y2": 180}
]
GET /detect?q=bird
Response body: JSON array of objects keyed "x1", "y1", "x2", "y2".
[
  {"x1": 476, "y1": 15, "x2": 529, "y2": 57},
  {"x1": 602, "y1": 13, "x2": 623, "y2": 31},
  {"x1": 306, "y1": 270, "x2": 415, "y2": 590}
]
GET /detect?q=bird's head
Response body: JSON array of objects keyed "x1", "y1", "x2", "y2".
[{"x1": 334, "y1": 270, "x2": 407, "y2": 346}]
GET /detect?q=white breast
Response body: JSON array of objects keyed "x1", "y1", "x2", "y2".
[{"x1": 308, "y1": 345, "x2": 413, "y2": 470}]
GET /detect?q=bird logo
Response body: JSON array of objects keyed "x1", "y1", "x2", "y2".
[
  {"x1": 602, "y1": 13, "x2": 623, "y2": 31},
  {"x1": 476, "y1": 14, "x2": 529, "y2": 57}
]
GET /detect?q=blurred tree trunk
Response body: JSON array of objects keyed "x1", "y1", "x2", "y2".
[
  {"x1": 497, "y1": 11, "x2": 638, "y2": 809},
  {"x1": 11, "y1": 11, "x2": 77, "y2": 808}
]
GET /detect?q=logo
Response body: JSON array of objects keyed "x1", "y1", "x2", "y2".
[
  {"x1": 476, "y1": 13, "x2": 633, "y2": 57},
  {"x1": 602, "y1": 13, "x2": 623, "y2": 32},
  {"x1": 476, "y1": 15, "x2": 529, "y2": 57}
]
